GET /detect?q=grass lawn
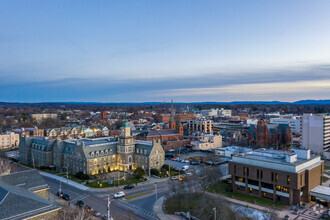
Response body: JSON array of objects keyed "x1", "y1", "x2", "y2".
[
  {"x1": 207, "y1": 181, "x2": 287, "y2": 210},
  {"x1": 57, "y1": 173, "x2": 85, "y2": 183},
  {"x1": 322, "y1": 175, "x2": 329, "y2": 183},
  {"x1": 86, "y1": 177, "x2": 143, "y2": 188},
  {"x1": 125, "y1": 190, "x2": 154, "y2": 200}
]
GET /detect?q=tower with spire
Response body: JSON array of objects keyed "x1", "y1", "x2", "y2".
[{"x1": 169, "y1": 100, "x2": 176, "y2": 130}]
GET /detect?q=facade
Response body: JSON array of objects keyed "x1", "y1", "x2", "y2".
[
  {"x1": 31, "y1": 113, "x2": 57, "y2": 122},
  {"x1": 190, "y1": 134, "x2": 222, "y2": 150},
  {"x1": 188, "y1": 118, "x2": 213, "y2": 134},
  {"x1": 229, "y1": 148, "x2": 324, "y2": 205},
  {"x1": 248, "y1": 120, "x2": 291, "y2": 148},
  {"x1": 0, "y1": 132, "x2": 20, "y2": 149},
  {"x1": 19, "y1": 122, "x2": 165, "y2": 174},
  {"x1": 301, "y1": 113, "x2": 330, "y2": 155},
  {"x1": 12, "y1": 127, "x2": 44, "y2": 138},
  {"x1": 270, "y1": 116, "x2": 301, "y2": 134},
  {"x1": 201, "y1": 108, "x2": 232, "y2": 117},
  {"x1": 0, "y1": 170, "x2": 60, "y2": 220}
]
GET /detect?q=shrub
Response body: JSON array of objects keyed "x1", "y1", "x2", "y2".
[
  {"x1": 75, "y1": 171, "x2": 83, "y2": 179},
  {"x1": 81, "y1": 174, "x2": 89, "y2": 180},
  {"x1": 161, "y1": 164, "x2": 170, "y2": 171},
  {"x1": 134, "y1": 167, "x2": 145, "y2": 179},
  {"x1": 151, "y1": 168, "x2": 160, "y2": 176}
]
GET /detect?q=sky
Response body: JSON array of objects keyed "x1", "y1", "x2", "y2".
[{"x1": 1, "y1": 0, "x2": 330, "y2": 103}]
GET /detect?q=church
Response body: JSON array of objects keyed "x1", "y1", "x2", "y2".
[{"x1": 19, "y1": 121, "x2": 165, "y2": 175}]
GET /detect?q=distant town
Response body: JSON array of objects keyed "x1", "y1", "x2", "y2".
[{"x1": 0, "y1": 101, "x2": 329, "y2": 220}]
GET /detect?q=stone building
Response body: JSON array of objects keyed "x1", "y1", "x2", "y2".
[
  {"x1": 0, "y1": 170, "x2": 60, "y2": 220},
  {"x1": 19, "y1": 122, "x2": 165, "y2": 175},
  {"x1": 247, "y1": 120, "x2": 291, "y2": 148}
]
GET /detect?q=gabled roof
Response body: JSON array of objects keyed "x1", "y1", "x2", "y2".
[{"x1": 138, "y1": 129, "x2": 179, "y2": 137}]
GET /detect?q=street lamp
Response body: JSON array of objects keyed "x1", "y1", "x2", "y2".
[{"x1": 212, "y1": 207, "x2": 216, "y2": 220}]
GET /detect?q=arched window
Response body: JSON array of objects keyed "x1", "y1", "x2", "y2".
[{"x1": 128, "y1": 155, "x2": 133, "y2": 163}]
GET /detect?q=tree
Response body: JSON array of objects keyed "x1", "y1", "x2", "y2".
[
  {"x1": 134, "y1": 167, "x2": 145, "y2": 179},
  {"x1": 150, "y1": 168, "x2": 160, "y2": 176}
]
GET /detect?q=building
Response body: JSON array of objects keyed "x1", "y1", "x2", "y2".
[
  {"x1": 301, "y1": 113, "x2": 330, "y2": 155},
  {"x1": 190, "y1": 134, "x2": 222, "y2": 151},
  {"x1": 12, "y1": 127, "x2": 44, "y2": 138},
  {"x1": 270, "y1": 116, "x2": 301, "y2": 134},
  {"x1": 248, "y1": 120, "x2": 291, "y2": 148},
  {"x1": 188, "y1": 118, "x2": 213, "y2": 134},
  {"x1": 0, "y1": 170, "x2": 60, "y2": 220},
  {"x1": 201, "y1": 108, "x2": 232, "y2": 117},
  {"x1": 19, "y1": 122, "x2": 165, "y2": 174},
  {"x1": 0, "y1": 132, "x2": 19, "y2": 149},
  {"x1": 31, "y1": 113, "x2": 58, "y2": 122},
  {"x1": 229, "y1": 148, "x2": 324, "y2": 205},
  {"x1": 215, "y1": 146, "x2": 252, "y2": 157}
]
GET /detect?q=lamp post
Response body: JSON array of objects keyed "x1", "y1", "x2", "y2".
[{"x1": 212, "y1": 207, "x2": 216, "y2": 220}]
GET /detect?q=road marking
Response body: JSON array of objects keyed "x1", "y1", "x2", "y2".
[
  {"x1": 71, "y1": 194, "x2": 89, "y2": 203},
  {"x1": 116, "y1": 199, "x2": 157, "y2": 220}
]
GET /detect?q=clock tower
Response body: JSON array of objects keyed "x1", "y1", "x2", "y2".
[{"x1": 117, "y1": 121, "x2": 135, "y2": 171}]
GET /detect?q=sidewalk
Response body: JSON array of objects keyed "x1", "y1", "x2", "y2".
[
  {"x1": 41, "y1": 171, "x2": 169, "y2": 192},
  {"x1": 40, "y1": 171, "x2": 90, "y2": 191},
  {"x1": 153, "y1": 196, "x2": 182, "y2": 220}
]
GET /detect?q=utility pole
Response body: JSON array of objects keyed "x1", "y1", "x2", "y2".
[
  {"x1": 107, "y1": 195, "x2": 111, "y2": 220},
  {"x1": 154, "y1": 183, "x2": 158, "y2": 202}
]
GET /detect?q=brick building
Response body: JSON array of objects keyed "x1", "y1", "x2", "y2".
[
  {"x1": 229, "y1": 148, "x2": 324, "y2": 205},
  {"x1": 247, "y1": 120, "x2": 291, "y2": 148}
]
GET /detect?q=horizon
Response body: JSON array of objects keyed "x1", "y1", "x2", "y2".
[{"x1": 1, "y1": 0, "x2": 330, "y2": 102}]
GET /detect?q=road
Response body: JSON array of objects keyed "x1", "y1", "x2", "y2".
[{"x1": 44, "y1": 175, "x2": 169, "y2": 220}]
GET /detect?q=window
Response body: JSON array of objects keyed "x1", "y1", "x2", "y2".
[
  {"x1": 261, "y1": 170, "x2": 263, "y2": 179},
  {"x1": 275, "y1": 173, "x2": 278, "y2": 182},
  {"x1": 257, "y1": 169, "x2": 259, "y2": 178},
  {"x1": 300, "y1": 174, "x2": 303, "y2": 185},
  {"x1": 234, "y1": 165, "x2": 236, "y2": 174},
  {"x1": 271, "y1": 172, "x2": 274, "y2": 182},
  {"x1": 247, "y1": 168, "x2": 249, "y2": 176},
  {"x1": 243, "y1": 167, "x2": 246, "y2": 175},
  {"x1": 287, "y1": 175, "x2": 290, "y2": 184}
]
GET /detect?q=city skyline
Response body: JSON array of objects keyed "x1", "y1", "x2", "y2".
[{"x1": 1, "y1": 0, "x2": 330, "y2": 102}]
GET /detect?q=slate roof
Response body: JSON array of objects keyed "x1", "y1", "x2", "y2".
[
  {"x1": 0, "y1": 170, "x2": 48, "y2": 192},
  {"x1": 0, "y1": 172, "x2": 59, "y2": 220}
]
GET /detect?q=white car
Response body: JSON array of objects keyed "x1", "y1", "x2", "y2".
[{"x1": 114, "y1": 191, "x2": 125, "y2": 198}]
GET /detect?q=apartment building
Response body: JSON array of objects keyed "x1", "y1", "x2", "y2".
[
  {"x1": 31, "y1": 113, "x2": 58, "y2": 122},
  {"x1": 270, "y1": 116, "x2": 301, "y2": 134},
  {"x1": 301, "y1": 113, "x2": 330, "y2": 155},
  {"x1": 229, "y1": 148, "x2": 324, "y2": 205},
  {"x1": 0, "y1": 132, "x2": 19, "y2": 149}
]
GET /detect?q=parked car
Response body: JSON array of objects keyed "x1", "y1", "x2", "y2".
[
  {"x1": 124, "y1": 184, "x2": 134, "y2": 189},
  {"x1": 76, "y1": 200, "x2": 84, "y2": 208},
  {"x1": 185, "y1": 172, "x2": 192, "y2": 176},
  {"x1": 84, "y1": 205, "x2": 93, "y2": 212},
  {"x1": 102, "y1": 214, "x2": 108, "y2": 219},
  {"x1": 62, "y1": 193, "x2": 71, "y2": 200},
  {"x1": 184, "y1": 160, "x2": 190, "y2": 163},
  {"x1": 181, "y1": 165, "x2": 189, "y2": 171},
  {"x1": 171, "y1": 176, "x2": 179, "y2": 180},
  {"x1": 93, "y1": 210, "x2": 101, "y2": 217},
  {"x1": 190, "y1": 161, "x2": 199, "y2": 165},
  {"x1": 171, "y1": 158, "x2": 176, "y2": 161},
  {"x1": 114, "y1": 191, "x2": 125, "y2": 198},
  {"x1": 175, "y1": 158, "x2": 181, "y2": 162},
  {"x1": 56, "y1": 190, "x2": 64, "y2": 197}
]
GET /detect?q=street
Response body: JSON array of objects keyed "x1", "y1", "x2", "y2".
[{"x1": 43, "y1": 175, "x2": 169, "y2": 220}]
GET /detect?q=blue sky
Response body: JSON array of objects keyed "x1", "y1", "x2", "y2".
[{"x1": 1, "y1": 0, "x2": 330, "y2": 102}]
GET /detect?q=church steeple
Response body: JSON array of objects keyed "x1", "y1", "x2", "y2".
[{"x1": 169, "y1": 99, "x2": 176, "y2": 129}]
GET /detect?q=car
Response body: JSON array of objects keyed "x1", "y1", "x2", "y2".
[
  {"x1": 184, "y1": 160, "x2": 190, "y2": 163},
  {"x1": 114, "y1": 191, "x2": 125, "y2": 198},
  {"x1": 102, "y1": 214, "x2": 108, "y2": 219},
  {"x1": 76, "y1": 200, "x2": 84, "y2": 208},
  {"x1": 175, "y1": 158, "x2": 181, "y2": 162},
  {"x1": 185, "y1": 172, "x2": 192, "y2": 176},
  {"x1": 124, "y1": 184, "x2": 134, "y2": 189},
  {"x1": 190, "y1": 161, "x2": 199, "y2": 165},
  {"x1": 181, "y1": 165, "x2": 189, "y2": 171},
  {"x1": 92, "y1": 210, "x2": 101, "y2": 217},
  {"x1": 62, "y1": 193, "x2": 71, "y2": 200},
  {"x1": 84, "y1": 205, "x2": 93, "y2": 212},
  {"x1": 171, "y1": 176, "x2": 179, "y2": 180},
  {"x1": 56, "y1": 190, "x2": 64, "y2": 197},
  {"x1": 171, "y1": 158, "x2": 176, "y2": 161}
]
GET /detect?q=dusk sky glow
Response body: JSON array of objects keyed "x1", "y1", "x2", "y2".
[{"x1": 1, "y1": 0, "x2": 330, "y2": 102}]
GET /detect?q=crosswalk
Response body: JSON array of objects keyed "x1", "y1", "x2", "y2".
[
  {"x1": 71, "y1": 194, "x2": 90, "y2": 203},
  {"x1": 116, "y1": 199, "x2": 158, "y2": 220}
]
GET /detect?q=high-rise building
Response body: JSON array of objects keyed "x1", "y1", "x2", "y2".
[{"x1": 301, "y1": 113, "x2": 330, "y2": 154}]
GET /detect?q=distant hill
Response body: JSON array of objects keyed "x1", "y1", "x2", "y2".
[{"x1": 0, "y1": 100, "x2": 330, "y2": 105}]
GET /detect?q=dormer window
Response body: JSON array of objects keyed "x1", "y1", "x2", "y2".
[
  {"x1": 91, "y1": 152, "x2": 94, "y2": 157},
  {"x1": 96, "y1": 151, "x2": 99, "y2": 156}
]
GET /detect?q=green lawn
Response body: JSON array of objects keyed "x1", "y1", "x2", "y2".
[
  {"x1": 322, "y1": 175, "x2": 329, "y2": 183},
  {"x1": 125, "y1": 190, "x2": 154, "y2": 200},
  {"x1": 207, "y1": 181, "x2": 287, "y2": 210},
  {"x1": 86, "y1": 178, "x2": 143, "y2": 188}
]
